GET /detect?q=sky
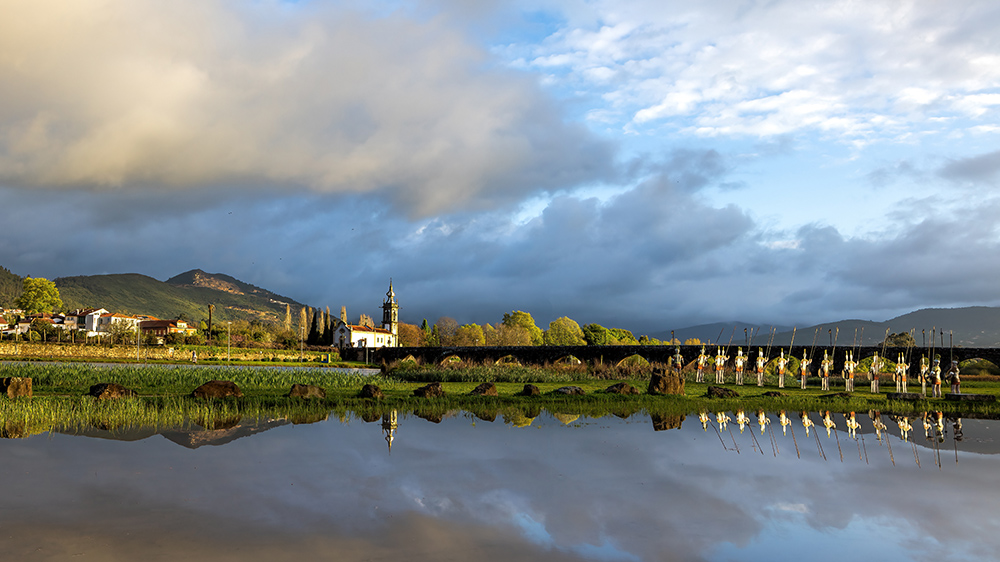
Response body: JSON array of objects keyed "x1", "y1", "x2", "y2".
[{"x1": 3, "y1": 0, "x2": 1000, "y2": 335}]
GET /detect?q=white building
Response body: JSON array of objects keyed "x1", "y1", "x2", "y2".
[{"x1": 333, "y1": 281, "x2": 399, "y2": 349}]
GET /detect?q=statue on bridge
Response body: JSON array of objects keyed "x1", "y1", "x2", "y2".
[
  {"x1": 931, "y1": 358, "x2": 942, "y2": 397},
  {"x1": 715, "y1": 347, "x2": 729, "y2": 384},
  {"x1": 870, "y1": 353, "x2": 882, "y2": 393},
  {"x1": 696, "y1": 347, "x2": 708, "y2": 383},
  {"x1": 843, "y1": 351, "x2": 856, "y2": 392},
  {"x1": 734, "y1": 348, "x2": 746, "y2": 385},
  {"x1": 948, "y1": 360, "x2": 961, "y2": 394},
  {"x1": 755, "y1": 348, "x2": 766, "y2": 386},
  {"x1": 776, "y1": 351, "x2": 788, "y2": 388},
  {"x1": 799, "y1": 351, "x2": 812, "y2": 389},
  {"x1": 895, "y1": 353, "x2": 909, "y2": 393},
  {"x1": 820, "y1": 350, "x2": 832, "y2": 390},
  {"x1": 919, "y1": 355, "x2": 929, "y2": 396}
]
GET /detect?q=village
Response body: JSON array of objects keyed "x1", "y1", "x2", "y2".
[{"x1": 0, "y1": 280, "x2": 401, "y2": 350}]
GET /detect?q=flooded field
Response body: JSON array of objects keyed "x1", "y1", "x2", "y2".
[{"x1": 0, "y1": 408, "x2": 996, "y2": 561}]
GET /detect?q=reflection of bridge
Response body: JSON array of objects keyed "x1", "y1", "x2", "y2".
[{"x1": 344, "y1": 345, "x2": 1000, "y2": 371}]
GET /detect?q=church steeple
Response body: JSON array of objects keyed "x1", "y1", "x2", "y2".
[{"x1": 381, "y1": 279, "x2": 398, "y2": 342}]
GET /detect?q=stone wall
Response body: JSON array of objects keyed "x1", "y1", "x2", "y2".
[{"x1": 0, "y1": 343, "x2": 337, "y2": 363}]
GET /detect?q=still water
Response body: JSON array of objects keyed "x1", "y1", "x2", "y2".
[{"x1": 0, "y1": 409, "x2": 995, "y2": 561}]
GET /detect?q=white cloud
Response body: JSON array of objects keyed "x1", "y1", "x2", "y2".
[
  {"x1": 0, "y1": 0, "x2": 615, "y2": 216},
  {"x1": 519, "y1": 0, "x2": 1000, "y2": 141}
]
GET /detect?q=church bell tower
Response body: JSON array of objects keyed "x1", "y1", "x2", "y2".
[{"x1": 381, "y1": 279, "x2": 398, "y2": 344}]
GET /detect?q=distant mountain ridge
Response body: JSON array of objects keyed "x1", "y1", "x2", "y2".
[
  {"x1": 54, "y1": 269, "x2": 305, "y2": 324},
  {"x1": 663, "y1": 307, "x2": 1000, "y2": 348}
]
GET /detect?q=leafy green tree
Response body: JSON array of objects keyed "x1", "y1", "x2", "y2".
[
  {"x1": 544, "y1": 317, "x2": 586, "y2": 346},
  {"x1": 882, "y1": 332, "x2": 916, "y2": 347},
  {"x1": 427, "y1": 325, "x2": 441, "y2": 347},
  {"x1": 492, "y1": 324, "x2": 531, "y2": 346},
  {"x1": 582, "y1": 323, "x2": 617, "y2": 346},
  {"x1": 16, "y1": 277, "x2": 63, "y2": 314},
  {"x1": 455, "y1": 324, "x2": 485, "y2": 346},
  {"x1": 610, "y1": 328, "x2": 638, "y2": 345},
  {"x1": 501, "y1": 311, "x2": 543, "y2": 346}
]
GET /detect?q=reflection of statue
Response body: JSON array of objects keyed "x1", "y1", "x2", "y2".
[
  {"x1": 756, "y1": 410, "x2": 770, "y2": 435},
  {"x1": 952, "y1": 416, "x2": 964, "y2": 442},
  {"x1": 921, "y1": 412, "x2": 933, "y2": 441},
  {"x1": 869, "y1": 410, "x2": 887, "y2": 442},
  {"x1": 381, "y1": 410, "x2": 398, "y2": 452},
  {"x1": 735, "y1": 409, "x2": 749, "y2": 434},
  {"x1": 845, "y1": 412, "x2": 860, "y2": 439},
  {"x1": 800, "y1": 411, "x2": 814, "y2": 437},
  {"x1": 716, "y1": 411, "x2": 731, "y2": 431},
  {"x1": 699, "y1": 411, "x2": 710, "y2": 431},
  {"x1": 822, "y1": 410, "x2": 835, "y2": 438},
  {"x1": 893, "y1": 415, "x2": 912, "y2": 442},
  {"x1": 934, "y1": 411, "x2": 946, "y2": 443},
  {"x1": 779, "y1": 410, "x2": 791, "y2": 436}
]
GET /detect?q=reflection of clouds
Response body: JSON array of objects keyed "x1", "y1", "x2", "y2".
[{"x1": 1, "y1": 415, "x2": 999, "y2": 561}]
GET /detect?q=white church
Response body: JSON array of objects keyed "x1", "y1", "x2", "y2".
[{"x1": 332, "y1": 281, "x2": 399, "y2": 349}]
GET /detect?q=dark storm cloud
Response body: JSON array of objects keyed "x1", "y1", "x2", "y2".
[{"x1": 938, "y1": 150, "x2": 1000, "y2": 185}]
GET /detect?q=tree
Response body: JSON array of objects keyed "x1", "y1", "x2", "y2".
[
  {"x1": 883, "y1": 332, "x2": 916, "y2": 347},
  {"x1": 582, "y1": 324, "x2": 618, "y2": 346},
  {"x1": 544, "y1": 317, "x2": 586, "y2": 346},
  {"x1": 454, "y1": 324, "x2": 485, "y2": 346},
  {"x1": 397, "y1": 322, "x2": 426, "y2": 347},
  {"x1": 16, "y1": 277, "x2": 62, "y2": 314},
  {"x1": 610, "y1": 328, "x2": 638, "y2": 345},
  {"x1": 491, "y1": 324, "x2": 531, "y2": 346},
  {"x1": 501, "y1": 311, "x2": 543, "y2": 345},
  {"x1": 435, "y1": 317, "x2": 459, "y2": 346},
  {"x1": 684, "y1": 338, "x2": 702, "y2": 345}
]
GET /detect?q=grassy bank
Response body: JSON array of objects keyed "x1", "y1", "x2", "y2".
[{"x1": 0, "y1": 362, "x2": 997, "y2": 439}]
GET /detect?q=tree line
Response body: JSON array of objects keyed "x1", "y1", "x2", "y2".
[{"x1": 395, "y1": 311, "x2": 684, "y2": 347}]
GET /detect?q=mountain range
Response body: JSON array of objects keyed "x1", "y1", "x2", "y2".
[
  {"x1": 654, "y1": 307, "x2": 1000, "y2": 348},
  {"x1": 53, "y1": 269, "x2": 305, "y2": 325}
]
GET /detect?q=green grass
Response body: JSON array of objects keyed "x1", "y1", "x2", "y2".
[{"x1": 0, "y1": 363, "x2": 998, "y2": 438}]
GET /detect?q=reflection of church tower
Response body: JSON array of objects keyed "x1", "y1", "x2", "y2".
[
  {"x1": 382, "y1": 279, "x2": 398, "y2": 345},
  {"x1": 381, "y1": 410, "x2": 398, "y2": 452}
]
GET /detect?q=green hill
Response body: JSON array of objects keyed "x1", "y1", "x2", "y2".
[
  {"x1": 0, "y1": 266, "x2": 21, "y2": 308},
  {"x1": 55, "y1": 270, "x2": 305, "y2": 325}
]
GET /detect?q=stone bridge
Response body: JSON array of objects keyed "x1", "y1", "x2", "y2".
[{"x1": 342, "y1": 345, "x2": 1000, "y2": 372}]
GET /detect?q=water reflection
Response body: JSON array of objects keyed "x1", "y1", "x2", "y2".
[{"x1": 1, "y1": 407, "x2": 999, "y2": 561}]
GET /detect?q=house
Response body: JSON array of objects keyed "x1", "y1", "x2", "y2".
[
  {"x1": 64, "y1": 308, "x2": 109, "y2": 335},
  {"x1": 139, "y1": 319, "x2": 198, "y2": 342},
  {"x1": 332, "y1": 281, "x2": 399, "y2": 349}
]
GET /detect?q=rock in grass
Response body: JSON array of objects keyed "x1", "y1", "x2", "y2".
[
  {"x1": 191, "y1": 380, "x2": 243, "y2": 399},
  {"x1": 603, "y1": 382, "x2": 640, "y2": 395},
  {"x1": 518, "y1": 384, "x2": 540, "y2": 396},
  {"x1": 945, "y1": 393, "x2": 996, "y2": 402},
  {"x1": 359, "y1": 384, "x2": 384, "y2": 399},
  {"x1": 706, "y1": 386, "x2": 739, "y2": 399},
  {"x1": 288, "y1": 384, "x2": 326, "y2": 399},
  {"x1": 553, "y1": 386, "x2": 585, "y2": 395},
  {"x1": 87, "y1": 383, "x2": 137, "y2": 399},
  {"x1": 1, "y1": 377, "x2": 32, "y2": 398},
  {"x1": 648, "y1": 370, "x2": 684, "y2": 395},
  {"x1": 469, "y1": 382, "x2": 498, "y2": 396},
  {"x1": 762, "y1": 391, "x2": 786, "y2": 397},
  {"x1": 413, "y1": 382, "x2": 445, "y2": 398},
  {"x1": 821, "y1": 392, "x2": 852, "y2": 399}
]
